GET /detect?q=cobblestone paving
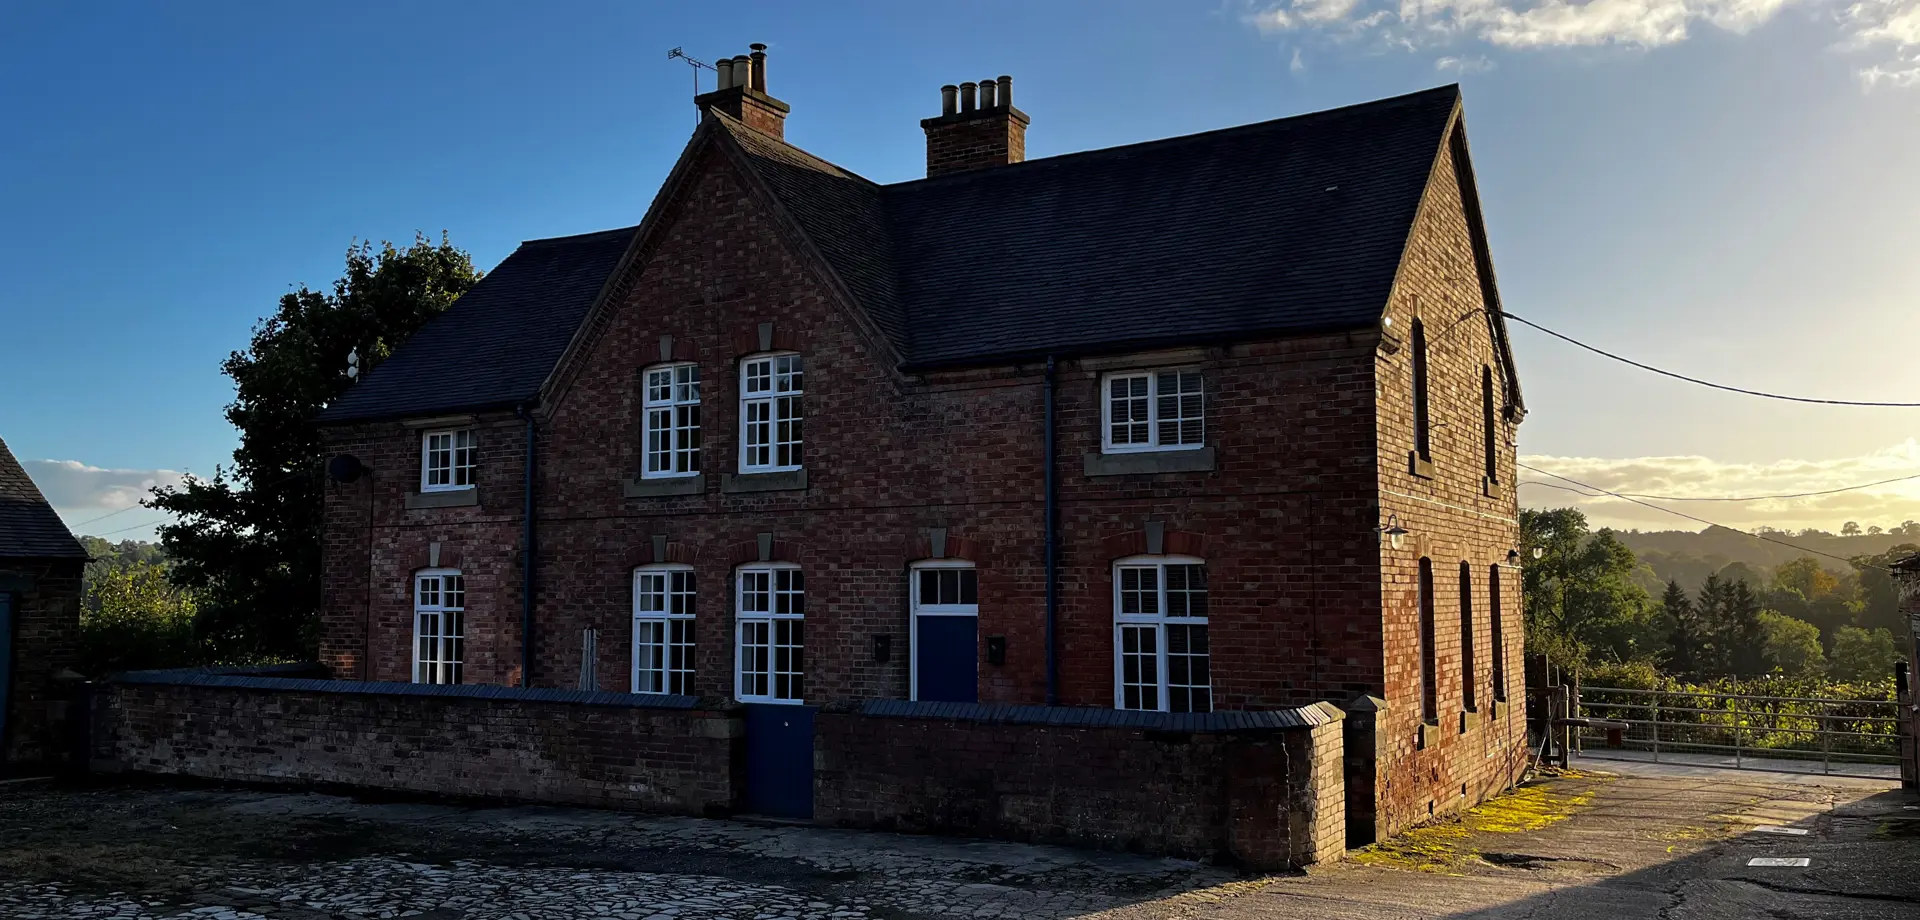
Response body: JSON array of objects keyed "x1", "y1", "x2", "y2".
[{"x1": 0, "y1": 783, "x2": 1239, "y2": 920}]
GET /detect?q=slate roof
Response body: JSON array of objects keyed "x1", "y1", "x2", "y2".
[
  {"x1": 320, "y1": 85, "x2": 1479, "y2": 422},
  {"x1": 0, "y1": 435, "x2": 87, "y2": 560},
  {"x1": 318, "y1": 226, "x2": 636, "y2": 422}
]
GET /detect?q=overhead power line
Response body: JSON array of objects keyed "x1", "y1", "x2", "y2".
[
  {"x1": 67, "y1": 503, "x2": 146, "y2": 529},
  {"x1": 1517, "y1": 470, "x2": 1920, "y2": 502},
  {"x1": 1500, "y1": 311, "x2": 1920, "y2": 407},
  {"x1": 1517, "y1": 462, "x2": 1892, "y2": 573},
  {"x1": 85, "y1": 517, "x2": 171, "y2": 539}
]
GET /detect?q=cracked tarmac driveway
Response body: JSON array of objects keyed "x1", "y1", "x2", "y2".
[{"x1": 2, "y1": 763, "x2": 1916, "y2": 920}]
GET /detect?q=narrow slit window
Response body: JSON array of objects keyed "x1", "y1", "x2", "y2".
[
  {"x1": 1490, "y1": 564, "x2": 1507, "y2": 702},
  {"x1": 1460, "y1": 561, "x2": 1476, "y2": 713},
  {"x1": 1418, "y1": 558, "x2": 1436, "y2": 723},
  {"x1": 1411, "y1": 320, "x2": 1430, "y2": 462},
  {"x1": 1482, "y1": 365, "x2": 1498, "y2": 482}
]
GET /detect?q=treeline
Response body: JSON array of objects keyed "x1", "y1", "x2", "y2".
[{"x1": 1523, "y1": 508, "x2": 1907, "y2": 684}]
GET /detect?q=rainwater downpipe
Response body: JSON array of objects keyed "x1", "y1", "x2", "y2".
[
  {"x1": 1043, "y1": 355, "x2": 1059, "y2": 705},
  {"x1": 517, "y1": 402, "x2": 537, "y2": 688}
]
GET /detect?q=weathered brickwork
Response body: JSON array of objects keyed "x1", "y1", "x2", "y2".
[
  {"x1": 1372, "y1": 132, "x2": 1529, "y2": 835},
  {"x1": 318, "y1": 107, "x2": 1524, "y2": 843},
  {"x1": 91, "y1": 677, "x2": 741, "y2": 814},
  {"x1": 814, "y1": 704, "x2": 1344, "y2": 870},
  {"x1": 1, "y1": 557, "x2": 82, "y2": 766}
]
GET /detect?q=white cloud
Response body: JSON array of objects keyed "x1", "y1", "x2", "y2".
[
  {"x1": 23, "y1": 459, "x2": 184, "y2": 538},
  {"x1": 1436, "y1": 53, "x2": 1499, "y2": 70},
  {"x1": 1520, "y1": 440, "x2": 1920, "y2": 531},
  {"x1": 1240, "y1": 0, "x2": 1920, "y2": 86},
  {"x1": 1292, "y1": 46, "x2": 1310, "y2": 71}
]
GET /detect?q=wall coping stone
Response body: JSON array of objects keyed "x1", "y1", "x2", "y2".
[
  {"x1": 106, "y1": 668, "x2": 720, "y2": 711},
  {"x1": 848, "y1": 699, "x2": 1343, "y2": 732}
]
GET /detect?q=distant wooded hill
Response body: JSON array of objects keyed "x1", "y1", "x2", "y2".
[{"x1": 1613, "y1": 525, "x2": 1919, "y2": 594}]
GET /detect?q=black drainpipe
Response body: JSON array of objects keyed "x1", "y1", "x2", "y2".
[
  {"x1": 516, "y1": 402, "x2": 537, "y2": 688},
  {"x1": 1043, "y1": 355, "x2": 1059, "y2": 706}
]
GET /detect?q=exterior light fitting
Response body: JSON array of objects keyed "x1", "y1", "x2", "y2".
[{"x1": 1377, "y1": 514, "x2": 1408, "y2": 551}]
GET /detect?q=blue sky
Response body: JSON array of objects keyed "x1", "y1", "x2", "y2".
[{"x1": 3, "y1": 0, "x2": 1919, "y2": 539}]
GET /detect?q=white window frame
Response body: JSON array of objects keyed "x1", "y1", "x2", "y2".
[
  {"x1": 1112, "y1": 554, "x2": 1211, "y2": 713},
  {"x1": 738, "y1": 352, "x2": 804, "y2": 474},
  {"x1": 909, "y1": 560, "x2": 978, "y2": 702},
  {"x1": 413, "y1": 568, "x2": 465, "y2": 685},
  {"x1": 420, "y1": 427, "x2": 477, "y2": 492},
  {"x1": 632, "y1": 564, "x2": 696, "y2": 695},
  {"x1": 1100, "y1": 368, "x2": 1205, "y2": 454},
  {"x1": 735, "y1": 562, "x2": 805, "y2": 704},
  {"x1": 642, "y1": 362, "x2": 702, "y2": 479}
]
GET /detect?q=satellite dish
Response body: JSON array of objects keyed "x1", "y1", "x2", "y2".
[{"x1": 326, "y1": 454, "x2": 367, "y2": 483}]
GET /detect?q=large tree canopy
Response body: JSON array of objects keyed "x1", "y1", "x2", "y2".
[
  {"x1": 147, "y1": 236, "x2": 480, "y2": 662},
  {"x1": 1520, "y1": 508, "x2": 1658, "y2": 667}
]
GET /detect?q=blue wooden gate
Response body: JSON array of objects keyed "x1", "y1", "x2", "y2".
[
  {"x1": 743, "y1": 703, "x2": 814, "y2": 819},
  {"x1": 0, "y1": 592, "x2": 13, "y2": 759},
  {"x1": 914, "y1": 614, "x2": 978, "y2": 703}
]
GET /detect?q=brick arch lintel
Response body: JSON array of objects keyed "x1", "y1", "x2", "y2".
[
  {"x1": 904, "y1": 529, "x2": 983, "y2": 563},
  {"x1": 1100, "y1": 527, "x2": 1209, "y2": 560},
  {"x1": 628, "y1": 537, "x2": 696, "y2": 568},
  {"x1": 731, "y1": 321, "x2": 802, "y2": 358},
  {"x1": 726, "y1": 533, "x2": 801, "y2": 567},
  {"x1": 645, "y1": 335, "x2": 699, "y2": 365},
  {"x1": 408, "y1": 540, "x2": 465, "y2": 572}
]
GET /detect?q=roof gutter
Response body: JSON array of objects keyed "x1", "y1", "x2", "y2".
[{"x1": 516, "y1": 402, "x2": 538, "y2": 689}]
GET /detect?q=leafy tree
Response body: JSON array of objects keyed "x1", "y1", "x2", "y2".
[
  {"x1": 1757, "y1": 610, "x2": 1825, "y2": 676},
  {"x1": 79, "y1": 561, "x2": 199, "y2": 674},
  {"x1": 1843, "y1": 521, "x2": 1862, "y2": 536},
  {"x1": 1851, "y1": 544, "x2": 1920, "y2": 635},
  {"x1": 1521, "y1": 508, "x2": 1657, "y2": 667},
  {"x1": 146, "y1": 235, "x2": 480, "y2": 662},
  {"x1": 1829, "y1": 626, "x2": 1900, "y2": 682},
  {"x1": 1773, "y1": 557, "x2": 1839, "y2": 602},
  {"x1": 1693, "y1": 574, "x2": 1767, "y2": 675},
  {"x1": 1868, "y1": 525, "x2": 1884, "y2": 536}
]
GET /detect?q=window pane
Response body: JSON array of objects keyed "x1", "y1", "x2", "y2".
[
  {"x1": 919, "y1": 570, "x2": 939, "y2": 605},
  {"x1": 1167, "y1": 624, "x2": 1210, "y2": 713},
  {"x1": 958, "y1": 569, "x2": 977, "y2": 605},
  {"x1": 1166, "y1": 565, "x2": 1206, "y2": 618}
]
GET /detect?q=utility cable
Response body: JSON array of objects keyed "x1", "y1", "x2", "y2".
[
  {"x1": 1517, "y1": 470, "x2": 1920, "y2": 502},
  {"x1": 1501, "y1": 312, "x2": 1920, "y2": 407},
  {"x1": 1517, "y1": 462, "x2": 1894, "y2": 573}
]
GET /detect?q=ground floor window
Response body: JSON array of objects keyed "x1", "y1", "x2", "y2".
[
  {"x1": 633, "y1": 565, "x2": 695, "y2": 694},
  {"x1": 1113, "y1": 556, "x2": 1211, "y2": 713},
  {"x1": 414, "y1": 569, "x2": 465, "y2": 684},
  {"x1": 737, "y1": 564, "x2": 804, "y2": 703}
]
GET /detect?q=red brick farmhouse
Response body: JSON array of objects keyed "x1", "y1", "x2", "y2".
[{"x1": 316, "y1": 50, "x2": 1530, "y2": 842}]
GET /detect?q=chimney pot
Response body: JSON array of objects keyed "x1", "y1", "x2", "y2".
[
  {"x1": 978, "y1": 78, "x2": 997, "y2": 108},
  {"x1": 940, "y1": 84, "x2": 958, "y2": 116},
  {"x1": 715, "y1": 57, "x2": 735, "y2": 90},
  {"x1": 749, "y1": 43, "x2": 767, "y2": 92},
  {"x1": 922, "y1": 74, "x2": 1029, "y2": 177},
  {"x1": 997, "y1": 75, "x2": 1012, "y2": 107},
  {"x1": 960, "y1": 81, "x2": 977, "y2": 112}
]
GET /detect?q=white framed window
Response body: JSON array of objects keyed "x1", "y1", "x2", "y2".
[
  {"x1": 414, "y1": 569, "x2": 465, "y2": 684},
  {"x1": 739, "y1": 353, "x2": 803, "y2": 472},
  {"x1": 736, "y1": 563, "x2": 804, "y2": 703},
  {"x1": 1101, "y1": 369, "x2": 1204, "y2": 453},
  {"x1": 643, "y1": 363, "x2": 701, "y2": 478},
  {"x1": 1113, "y1": 555, "x2": 1210, "y2": 713},
  {"x1": 421, "y1": 428, "x2": 477, "y2": 492},
  {"x1": 909, "y1": 560, "x2": 978, "y2": 701},
  {"x1": 633, "y1": 564, "x2": 696, "y2": 694}
]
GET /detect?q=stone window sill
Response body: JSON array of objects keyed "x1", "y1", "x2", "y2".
[
  {"x1": 1416, "y1": 720, "x2": 1440, "y2": 750},
  {"x1": 405, "y1": 488, "x2": 478, "y2": 510},
  {"x1": 1460, "y1": 709, "x2": 1481, "y2": 734},
  {"x1": 624, "y1": 475, "x2": 706, "y2": 498},
  {"x1": 1083, "y1": 446, "x2": 1216, "y2": 477},
  {"x1": 1409, "y1": 451, "x2": 1434, "y2": 479},
  {"x1": 721, "y1": 469, "x2": 808, "y2": 494}
]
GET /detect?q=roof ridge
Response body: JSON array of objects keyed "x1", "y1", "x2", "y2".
[
  {"x1": 708, "y1": 111, "x2": 886, "y2": 189},
  {"x1": 520, "y1": 225, "x2": 641, "y2": 247},
  {"x1": 881, "y1": 84, "x2": 1462, "y2": 192}
]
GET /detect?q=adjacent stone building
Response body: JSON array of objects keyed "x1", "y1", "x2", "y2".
[
  {"x1": 316, "y1": 50, "x2": 1530, "y2": 839},
  {"x1": 0, "y1": 434, "x2": 87, "y2": 769}
]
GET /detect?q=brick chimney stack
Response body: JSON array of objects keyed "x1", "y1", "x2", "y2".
[
  {"x1": 921, "y1": 75, "x2": 1028, "y2": 178},
  {"x1": 696, "y1": 42, "x2": 790, "y2": 139}
]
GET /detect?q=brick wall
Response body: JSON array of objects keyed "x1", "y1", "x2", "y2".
[
  {"x1": 90, "y1": 672, "x2": 741, "y2": 815},
  {"x1": 814, "y1": 701, "x2": 1345, "y2": 870},
  {"x1": 1371, "y1": 125, "x2": 1530, "y2": 834},
  {"x1": 2, "y1": 556, "x2": 82, "y2": 766}
]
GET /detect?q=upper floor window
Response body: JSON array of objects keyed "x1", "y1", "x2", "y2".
[
  {"x1": 1411, "y1": 320, "x2": 1430, "y2": 463},
  {"x1": 1482, "y1": 365, "x2": 1498, "y2": 482},
  {"x1": 643, "y1": 363, "x2": 702, "y2": 478},
  {"x1": 421, "y1": 427, "x2": 477, "y2": 492},
  {"x1": 633, "y1": 564, "x2": 696, "y2": 694},
  {"x1": 1102, "y1": 369, "x2": 1204, "y2": 453},
  {"x1": 740, "y1": 353, "x2": 803, "y2": 473},
  {"x1": 736, "y1": 563, "x2": 804, "y2": 703},
  {"x1": 414, "y1": 569, "x2": 465, "y2": 685},
  {"x1": 1113, "y1": 555, "x2": 1211, "y2": 713}
]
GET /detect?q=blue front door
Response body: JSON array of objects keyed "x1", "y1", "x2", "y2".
[
  {"x1": 914, "y1": 614, "x2": 978, "y2": 703},
  {"x1": 0, "y1": 592, "x2": 13, "y2": 759},
  {"x1": 743, "y1": 703, "x2": 814, "y2": 819}
]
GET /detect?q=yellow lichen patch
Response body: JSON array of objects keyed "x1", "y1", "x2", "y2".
[{"x1": 1349, "y1": 778, "x2": 1611, "y2": 874}]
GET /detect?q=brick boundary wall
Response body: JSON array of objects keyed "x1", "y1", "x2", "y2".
[
  {"x1": 89, "y1": 669, "x2": 742, "y2": 815},
  {"x1": 814, "y1": 700, "x2": 1346, "y2": 870}
]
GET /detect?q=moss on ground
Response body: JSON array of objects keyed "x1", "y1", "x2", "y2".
[{"x1": 1349, "y1": 775, "x2": 1608, "y2": 874}]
